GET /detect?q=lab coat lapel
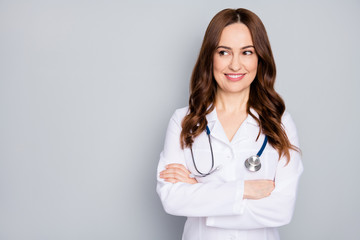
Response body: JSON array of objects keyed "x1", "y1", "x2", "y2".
[
  {"x1": 206, "y1": 108, "x2": 230, "y2": 145},
  {"x1": 231, "y1": 108, "x2": 260, "y2": 144},
  {"x1": 230, "y1": 122, "x2": 249, "y2": 144}
]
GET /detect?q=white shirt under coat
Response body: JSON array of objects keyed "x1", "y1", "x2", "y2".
[{"x1": 156, "y1": 106, "x2": 304, "y2": 240}]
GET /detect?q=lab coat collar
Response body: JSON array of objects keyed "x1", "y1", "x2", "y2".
[
  {"x1": 247, "y1": 108, "x2": 260, "y2": 126},
  {"x1": 205, "y1": 107, "x2": 259, "y2": 145}
]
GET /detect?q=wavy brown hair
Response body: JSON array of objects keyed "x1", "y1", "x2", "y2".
[{"x1": 180, "y1": 8, "x2": 298, "y2": 162}]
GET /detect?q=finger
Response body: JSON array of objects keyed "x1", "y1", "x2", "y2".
[
  {"x1": 163, "y1": 176, "x2": 196, "y2": 184},
  {"x1": 160, "y1": 171, "x2": 197, "y2": 184},
  {"x1": 166, "y1": 164, "x2": 196, "y2": 180},
  {"x1": 164, "y1": 178, "x2": 178, "y2": 183},
  {"x1": 160, "y1": 169, "x2": 187, "y2": 178},
  {"x1": 161, "y1": 167, "x2": 190, "y2": 179},
  {"x1": 166, "y1": 164, "x2": 191, "y2": 175},
  {"x1": 165, "y1": 167, "x2": 192, "y2": 179},
  {"x1": 160, "y1": 172, "x2": 188, "y2": 182}
]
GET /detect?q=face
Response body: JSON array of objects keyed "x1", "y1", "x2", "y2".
[{"x1": 213, "y1": 23, "x2": 258, "y2": 96}]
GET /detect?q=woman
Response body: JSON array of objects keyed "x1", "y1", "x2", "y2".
[{"x1": 157, "y1": 8, "x2": 303, "y2": 240}]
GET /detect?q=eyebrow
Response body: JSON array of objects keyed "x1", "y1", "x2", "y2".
[{"x1": 216, "y1": 45, "x2": 255, "y2": 50}]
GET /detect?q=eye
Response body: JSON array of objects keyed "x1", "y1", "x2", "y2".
[
  {"x1": 243, "y1": 50, "x2": 253, "y2": 55},
  {"x1": 219, "y1": 50, "x2": 229, "y2": 56}
]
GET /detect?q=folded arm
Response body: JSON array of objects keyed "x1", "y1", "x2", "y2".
[{"x1": 156, "y1": 110, "x2": 246, "y2": 217}]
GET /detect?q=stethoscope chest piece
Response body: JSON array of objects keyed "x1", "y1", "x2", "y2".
[{"x1": 245, "y1": 155, "x2": 261, "y2": 172}]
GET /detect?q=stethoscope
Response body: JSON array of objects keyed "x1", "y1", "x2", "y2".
[{"x1": 189, "y1": 126, "x2": 268, "y2": 178}]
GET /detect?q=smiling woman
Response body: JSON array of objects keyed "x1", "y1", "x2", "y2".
[{"x1": 156, "y1": 8, "x2": 303, "y2": 240}]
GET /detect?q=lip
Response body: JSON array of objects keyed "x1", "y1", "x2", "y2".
[{"x1": 225, "y1": 73, "x2": 246, "y2": 81}]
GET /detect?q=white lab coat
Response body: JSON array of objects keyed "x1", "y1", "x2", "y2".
[{"x1": 156, "y1": 107, "x2": 303, "y2": 240}]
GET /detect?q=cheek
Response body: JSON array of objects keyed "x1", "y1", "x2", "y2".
[
  {"x1": 213, "y1": 58, "x2": 220, "y2": 74},
  {"x1": 251, "y1": 63, "x2": 258, "y2": 74},
  {"x1": 247, "y1": 58, "x2": 258, "y2": 74},
  {"x1": 213, "y1": 56, "x2": 227, "y2": 74}
]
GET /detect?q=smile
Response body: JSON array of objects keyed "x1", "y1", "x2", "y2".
[{"x1": 225, "y1": 73, "x2": 245, "y2": 81}]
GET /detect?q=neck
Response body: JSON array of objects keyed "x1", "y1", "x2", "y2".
[{"x1": 215, "y1": 88, "x2": 249, "y2": 113}]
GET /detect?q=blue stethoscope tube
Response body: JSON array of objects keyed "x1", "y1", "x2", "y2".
[{"x1": 190, "y1": 126, "x2": 268, "y2": 178}]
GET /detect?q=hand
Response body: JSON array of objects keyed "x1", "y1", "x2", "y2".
[
  {"x1": 159, "y1": 163, "x2": 198, "y2": 184},
  {"x1": 243, "y1": 180, "x2": 275, "y2": 200}
]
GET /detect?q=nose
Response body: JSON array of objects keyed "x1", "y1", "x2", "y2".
[{"x1": 229, "y1": 56, "x2": 242, "y2": 72}]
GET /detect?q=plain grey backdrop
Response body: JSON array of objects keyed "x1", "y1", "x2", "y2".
[{"x1": 1, "y1": 0, "x2": 359, "y2": 239}]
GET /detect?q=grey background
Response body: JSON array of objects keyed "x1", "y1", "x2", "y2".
[{"x1": 1, "y1": 0, "x2": 359, "y2": 239}]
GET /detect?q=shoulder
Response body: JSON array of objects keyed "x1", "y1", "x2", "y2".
[
  {"x1": 171, "y1": 106, "x2": 189, "y2": 124},
  {"x1": 281, "y1": 111, "x2": 296, "y2": 131},
  {"x1": 281, "y1": 111, "x2": 299, "y2": 145}
]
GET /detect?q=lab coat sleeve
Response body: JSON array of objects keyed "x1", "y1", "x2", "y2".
[
  {"x1": 206, "y1": 112, "x2": 304, "y2": 229},
  {"x1": 156, "y1": 109, "x2": 245, "y2": 217}
]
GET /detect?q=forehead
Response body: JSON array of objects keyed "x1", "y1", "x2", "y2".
[{"x1": 218, "y1": 23, "x2": 254, "y2": 47}]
